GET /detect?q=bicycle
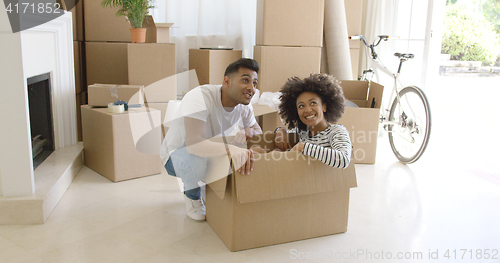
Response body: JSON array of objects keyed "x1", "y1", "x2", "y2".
[{"x1": 349, "y1": 35, "x2": 431, "y2": 164}]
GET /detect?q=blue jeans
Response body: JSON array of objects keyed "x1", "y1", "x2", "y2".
[{"x1": 164, "y1": 147, "x2": 208, "y2": 200}]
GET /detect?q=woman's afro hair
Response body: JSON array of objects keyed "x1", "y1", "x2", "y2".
[{"x1": 278, "y1": 73, "x2": 345, "y2": 131}]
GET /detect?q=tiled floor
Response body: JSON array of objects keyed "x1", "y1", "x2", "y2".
[{"x1": 1, "y1": 75, "x2": 499, "y2": 262}]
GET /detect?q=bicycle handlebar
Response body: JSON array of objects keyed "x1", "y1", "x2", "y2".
[{"x1": 348, "y1": 35, "x2": 399, "y2": 60}]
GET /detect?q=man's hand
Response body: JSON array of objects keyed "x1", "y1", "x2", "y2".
[
  {"x1": 228, "y1": 145, "x2": 255, "y2": 175},
  {"x1": 232, "y1": 127, "x2": 256, "y2": 146},
  {"x1": 274, "y1": 127, "x2": 291, "y2": 151},
  {"x1": 291, "y1": 142, "x2": 305, "y2": 153}
]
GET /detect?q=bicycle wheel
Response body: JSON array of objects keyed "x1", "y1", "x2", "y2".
[{"x1": 388, "y1": 86, "x2": 431, "y2": 163}]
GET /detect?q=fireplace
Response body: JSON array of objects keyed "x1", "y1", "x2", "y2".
[
  {"x1": 27, "y1": 73, "x2": 55, "y2": 169},
  {"x1": 0, "y1": 11, "x2": 78, "y2": 198}
]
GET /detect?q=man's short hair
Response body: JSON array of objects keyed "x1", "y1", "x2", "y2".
[{"x1": 224, "y1": 58, "x2": 260, "y2": 77}]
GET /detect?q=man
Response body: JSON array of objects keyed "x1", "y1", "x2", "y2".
[{"x1": 161, "y1": 58, "x2": 262, "y2": 221}]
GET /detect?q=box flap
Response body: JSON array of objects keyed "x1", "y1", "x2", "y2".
[
  {"x1": 252, "y1": 103, "x2": 277, "y2": 117},
  {"x1": 156, "y1": 23, "x2": 174, "y2": 28},
  {"x1": 143, "y1": 15, "x2": 156, "y2": 27},
  {"x1": 143, "y1": 15, "x2": 174, "y2": 29},
  {"x1": 339, "y1": 80, "x2": 369, "y2": 101},
  {"x1": 204, "y1": 154, "x2": 232, "y2": 200},
  {"x1": 367, "y1": 81, "x2": 384, "y2": 109}
]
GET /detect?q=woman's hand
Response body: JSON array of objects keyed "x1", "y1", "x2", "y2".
[
  {"x1": 274, "y1": 127, "x2": 291, "y2": 151},
  {"x1": 291, "y1": 142, "x2": 305, "y2": 153}
]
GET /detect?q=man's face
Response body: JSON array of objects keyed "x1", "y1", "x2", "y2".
[{"x1": 224, "y1": 67, "x2": 259, "y2": 107}]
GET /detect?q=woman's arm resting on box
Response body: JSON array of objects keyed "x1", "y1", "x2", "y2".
[
  {"x1": 300, "y1": 143, "x2": 351, "y2": 168},
  {"x1": 291, "y1": 130, "x2": 352, "y2": 168}
]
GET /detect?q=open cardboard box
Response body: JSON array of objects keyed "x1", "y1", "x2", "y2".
[
  {"x1": 338, "y1": 80, "x2": 384, "y2": 164},
  {"x1": 205, "y1": 133, "x2": 357, "y2": 251},
  {"x1": 144, "y1": 15, "x2": 174, "y2": 43}
]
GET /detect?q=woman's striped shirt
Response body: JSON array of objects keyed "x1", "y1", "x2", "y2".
[{"x1": 293, "y1": 124, "x2": 352, "y2": 168}]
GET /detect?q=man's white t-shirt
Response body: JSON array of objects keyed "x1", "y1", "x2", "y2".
[{"x1": 160, "y1": 84, "x2": 257, "y2": 164}]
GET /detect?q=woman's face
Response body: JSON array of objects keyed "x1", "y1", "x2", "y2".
[{"x1": 296, "y1": 91, "x2": 328, "y2": 130}]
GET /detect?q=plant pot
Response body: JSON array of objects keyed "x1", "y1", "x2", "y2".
[{"x1": 130, "y1": 28, "x2": 147, "y2": 43}]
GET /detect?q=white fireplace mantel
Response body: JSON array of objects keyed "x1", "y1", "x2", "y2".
[{"x1": 0, "y1": 10, "x2": 77, "y2": 197}]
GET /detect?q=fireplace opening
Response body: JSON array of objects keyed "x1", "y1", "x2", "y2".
[{"x1": 27, "y1": 73, "x2": 55, "y2": 170}]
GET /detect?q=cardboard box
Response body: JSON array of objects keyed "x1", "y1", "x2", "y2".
[
  {"x1": 127, "y1": 43, "x2": 176, "y2": 87},
  {"x1": 189, "y1": 49, "x2": 242, "y2": 85},
  {"x1": 86, "y1": 42, "x2": 129, "y2": 86},
  {"x1": 254, "y1": 45, "x2": 321, "y2": 93},
  {"x1": 73, "y1": 41, "x2": 84, "y2": 94},
  {"x1": 256, "y1": 0, "x2": 325, "y2": 47},
  {"x1": 338, "y1": 80, "x2": 384, "y2": 164},
  {"x1": 144, "y1": 15, "x2": 174, "y2": 43},
  {"x1": 145, "y1": 102, "x2": 169, "y2": 138},
  {"x1": 205, "y1": 133, "x2": 357, "y2": 251},
  {"x1": 81, "y1": 105, "x2": 162, "y2": 182},
  {"x1": 67, "y1": 0, "x2": 84, "y2": 41},
  {"x1": 252, "y1": 103, "x2": 282, "y2": 133},
  {"x1": 88, "y1": 84, "x2": 144, "y2": 107},
  {"x1": 84, "y1": 0, "x2": 131, "y2": 42}
]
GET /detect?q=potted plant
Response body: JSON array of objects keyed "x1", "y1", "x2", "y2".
[{"x1": 101, "y1": 0, "x2": 155, "y2": 43}]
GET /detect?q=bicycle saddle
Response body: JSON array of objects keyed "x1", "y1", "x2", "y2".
[{"x1": 394, "y1": 53, "x2": 414, "y2": 59}]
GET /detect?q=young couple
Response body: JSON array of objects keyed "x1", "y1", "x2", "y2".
[{"x1": 161, "y1": 58, "x2": 352, "y2": 221}]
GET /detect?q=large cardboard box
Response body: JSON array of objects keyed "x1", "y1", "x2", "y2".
[
  {"x1": 254, "y1": 46, "x2": 321, "y2": 93},
  {"x1": 86, "y1": 42, "x2": 129, "y2": 86},
  {"x1": 144, "y1": 15, "x2": 174, "y2": 43},
  {"x1": 206, "y1": 133, "x2": 357, "y2": 251},
  {"x1": 338, "y1": 80, "x2": 384, "y2": 164},
  {"x1": 127, "y1": 43, "x2": 176, "y2": 87},
  {"x1": 81, "y1": 105, "x2": 162, "y2": 182},
  {"x1": 88, "y1": 84, "x2": 144, "y2": 107},
  {"x1": 256, "y1": 0, "x2": 325, "y2": 47},
  {"x1": 84, "y1": 0, "x2": 131, "y2": 42},
  {"x1": 189, "y1": 49, "x2": 242, "y2": 85}
]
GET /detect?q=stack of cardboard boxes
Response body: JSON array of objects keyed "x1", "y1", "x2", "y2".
[
  {"x1": 253, "y1": 0, "x2": 325, "y2": 132},
  {"x1": 65, "y1": 1, "x2": 177, "y2": 181}
]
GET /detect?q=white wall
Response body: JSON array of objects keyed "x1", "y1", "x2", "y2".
[{"x1": 0, "y1": 5, "x2": 36, "y2": 196}]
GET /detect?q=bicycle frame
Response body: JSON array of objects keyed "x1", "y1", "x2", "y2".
[{"x1": 363, "y1": 55, "x2": 404, "y2": 128}]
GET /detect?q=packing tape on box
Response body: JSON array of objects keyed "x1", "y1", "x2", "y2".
[{"x1": 108, "y1": 103, "x2": 124, "y2": 113}]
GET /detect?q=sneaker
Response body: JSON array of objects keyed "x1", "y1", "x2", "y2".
[{"x1": 184, "y1": 196, "x2": 205, "y2": 221}]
